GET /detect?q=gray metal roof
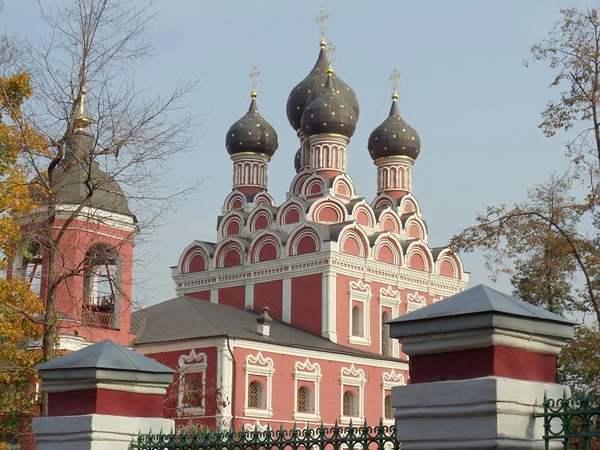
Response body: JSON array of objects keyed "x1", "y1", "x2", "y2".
[
  {"x1": 132, "y1": 296, "x2": 403, "y2": 362},
  {"x1": 390, "y1": 284, "x2": 574, "y2": 325},
  {"x1": 38, "y1": 339, "x2": 173, "y2": 374}
]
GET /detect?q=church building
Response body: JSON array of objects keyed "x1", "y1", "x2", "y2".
[{"x1": 17, "y1": 13, "x2": 468, "y2": 432}]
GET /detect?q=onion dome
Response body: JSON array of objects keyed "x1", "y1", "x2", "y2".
[
  {"x1": 294, "y1": 148, "x2": 302, "y2": 173},
  {"x1": 368, "y1": 92, "x2": 421, "y2": 161},
  {"x1": 226, "y1": 90, "x2": 278, "y2": 158},
  {"x1": 286, "y1": 44, "x2": 359, "y2": 132},
  {"x1": 300, "y1": 68, "x2": 357, "y2": 139}
]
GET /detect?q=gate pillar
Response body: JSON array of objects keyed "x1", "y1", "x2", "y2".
[
  {"x1": 33, "y1": 339, "x2": 175, "y2": 450},
  {"x1": 389, "y1": 284, "x2": 574, "y2": 450}
]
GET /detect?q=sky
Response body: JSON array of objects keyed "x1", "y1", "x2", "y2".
[{"x1": 2, "y1": 0, "x2": 592, "y2": 308}]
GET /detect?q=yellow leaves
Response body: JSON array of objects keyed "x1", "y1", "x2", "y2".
[{"x1": 0, "y1": 73, "x2": 33, "y2": 122}]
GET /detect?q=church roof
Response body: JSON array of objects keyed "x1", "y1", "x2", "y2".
[{"x1": 132, "y1": 296, "x2": 404, "y2": 362}]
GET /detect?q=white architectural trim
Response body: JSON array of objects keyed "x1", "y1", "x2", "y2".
[
  {"x1": 244, "y1": 352, "x2": 275, "y2": 419},
  {"x1": 340, "y1": 364, "x2": 366, "y2": 424},
  {"x1": 216, "y1": 338, "x2": 234, "y2": 428},
  {"x1": 379, "y1": 286, "x2": 401, "y2": 357},
  {"x1": 245, "y1": 282, "x2": 254, "y2": 309},
  {"x1": 293, "y1": 358, "x2": 323, "y2": 422},
  {"x1": 178, "y1": 350, "x2": 208, "y2": 417},
  {"x1": 322, "y1": 271, "x2": 337, "y2": 342},
  {"x1": 282, "y1": 277, "x2": 292, "y2": 323},
  {"x1": 348, "y1": 280, "x2": 371, "y2": 346},
  {"x1": 382, "y1": 369, "x2": 405, "y2": 426},
  {"x1": 406, "y1": 291, "x2": 426, "y2": 313},
  {"x1": 210, "y1": 289, "x2": 219, "y2": 304}
]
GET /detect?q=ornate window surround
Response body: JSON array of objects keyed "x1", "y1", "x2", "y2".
[
  {"x1": 244, "y1": 352, "x2": 275, "y2": 419},
  {"x1": 381, "y1": 369, "x2": 405, "y2": 426},
  {"x1": 348, "y1": 280, "x2": 372, "y2": 346},
  {"x1": 379, "y1": 286, "x2": 401, "y2": 357},
  {"x1": 340, "y1": 364, "x2": 366, "y2": 424},
  {"x1": 406, "y1": 291, "x2": 426, "y2": 313},
  {"x1": 293, "y1": 358, "x2": 322, "y2": 422},
  {"x1": 178, "y1": 350, "x2": 208, "y2": 417}
]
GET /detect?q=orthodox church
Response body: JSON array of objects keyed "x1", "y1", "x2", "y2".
[{"x1": 15, "y1": 14, "x2": 468, "y2": 431}]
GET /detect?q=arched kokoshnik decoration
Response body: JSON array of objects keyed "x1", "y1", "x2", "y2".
[
  {"x1": 371, "y1": 192, "x2": 396, "y2": 210},
  {"x1": 249, "y1": 231, "x2": 283, "y2": 263},
  {"x1": 178, "y1": 241, "x2": 214, "y2": 273},
  {"x1": 214, "y1": 237, "x2": 247, "y2": 268},
  {"x1": 277, "y1": 197, "x2": 307, "y2": 226},
  {"x1": 404, "y1": 215, "x2": 427, "y2": 241},
  {"x1": 248, "y1": 207, "x2": 274, "y2": 232},
  {"x1": 350, "y1": 200, "x2": 376, "y2": 228},
  {"x1": 433, "y1": 247, "x2": 463, "y2": 278},
  {"x1": 309, "y1": 196, "x2": 347, "y2": 224},
  {"x1": 287, "y1": 224, "x2": 322, "y2": 256},
  {"x1": 405, "y1": 241, "x2": 434, "y2": 272},
  {"x1": 289, "y1": 171, "x2": 311, "y2": 197},
  {"x1": 253, "y1": 191, "x2": 275, "y2": 207},
  {"x1": 223, "y1": 191, "x2": 247, "y2": 211},
  {"x1": 331, "y1": 173, "x2": 355, "y2": 200},
  {"x1": 303, "y1": 176, "x2": 327, "y2": 199},
  {"x1": 399, "y1": 194, "x2": 420, "y2": 214},
  {"x1": 338, "y1": 225, "x2": 370, "y2": 258},
  {"x1": 373, "y1": 233, "x2": 403, "y2": 266},
  {"x1": 219, "y1": 210, "x2": 247, "y2": 238},
  {"x1": 378, "y1": 208, "x2": 402, "y2": 234}
]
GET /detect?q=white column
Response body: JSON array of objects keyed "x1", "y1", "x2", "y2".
[
  {"x1": 282, "y1": 277, "x2": 292, "y2": 323},
  {"x1": 216, "y1": 339, "x2": 234, "y2": 429},
  {"x1": 321, "y1": 271, "x2": 337, "y2": 342},
  {"x1": 210, "y1": 289, "x2": 219, "y2": 304},
  {"x1": 245, "y1": 282, "x2": 254, "y2": 310}
]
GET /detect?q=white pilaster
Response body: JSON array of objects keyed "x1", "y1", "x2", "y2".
[
  {"x1": 210, "y1": 289, "x2": 219, "y2": 304},
  {"x1": 245, "y1": 282, "x2": 254, "y2": 309},
  {"x1": 282, "y1": 277, "x2": 292, "y2": 323},
  {"x1": 33, "y1": 414, "x2": 175, "y2": 450},
  {"x1": 216, "y1": 339, "x2": 234, "y2": 428},
  {"x1": 321, "y1": 271, "x2": 337, "y2": 342}
]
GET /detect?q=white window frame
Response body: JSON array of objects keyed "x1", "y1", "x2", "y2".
[
  {"x1": 348, "y1": 280, "x2": 372, "y2": 346},
  {"x1": 340, "y1": 364, "x2": 366, "y2": 424},
  {"x1": 379, "y1": 286, "x2": 401, "y2": 357},
  {"x1": 293, "y1": 358, "x2": 322, "y2": 422},
  {"x1": 244, "y1": 352, "x2": 275, "y2": 419},
  {"x1": 382, "y1": 369, "x2": 405, "y2": 426},
  {"x1": 178, "y1": 350, "x2": 208, "y2": 417},
  {"x1": 406, "y1": 291, "x2": 426, "y2": 313}
]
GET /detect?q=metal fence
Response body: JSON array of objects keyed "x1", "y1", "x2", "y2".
[
  {"x1": 536, "y1": 391, "x2": 600, "y2": 450},
  {"x1": 134, "y1": 421, "x2": 400, "y2": 450}
]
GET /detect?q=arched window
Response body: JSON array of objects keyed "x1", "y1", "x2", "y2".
[
  {"x1": 82, "y1": 243, "x2": 119, "y2": 328},
  {"x1": 297, "y1": 386, "x2": 313, "y2": 413},
  {"x1": 381, "y1": 311, "x2": 391, "y2": 356},
  {"x1": 351, "y1": 305, "x2": 363, "y2": 337},
  {"x1": 248, "y1": 380, "x2": 265, "y2": 409},
  {"x1": 384, "y1": 394, "x2": 393, "y2": 419},
  {"x1": 17, "y1": 242, "x2": 42, "y2": 294},
  {"x1": 182, "y1": 377, "x2": 203, "y2": 408},
  {"x1": 343, "y1": 390, "x2": 357, "y2": 417}
]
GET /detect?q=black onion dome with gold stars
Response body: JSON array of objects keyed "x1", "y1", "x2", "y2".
[
  {"x1": 367, "y1": 94, "x2": 421, "y2": 161},
  {"x1": 294, "y1": 148, "x2": 302, "y2": 173},
  {"x1": 300, "y1": 69, "x2": 357, "y2": 139},
  {"x1": 286, "y1": 45, "x2": 359, "y2": 132},
  {"x1": 226, "y1": 91, "x2": 278, "y2": 158}
]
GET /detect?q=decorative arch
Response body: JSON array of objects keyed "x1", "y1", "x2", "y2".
[
  {"x1": 288, "y1": 225, "x2": 322, "y2": 256},
  {"x1": 373, "y1": 234, "x2": 403, "y2": 266},
  {"x1": 309, "y1": 197, "x2": 347, "y2": 224},
  {"x1": 220, "y1": 211, "x2": 246, "y2": 238},
  {"x1": 249, "y1": 232, "x2": 282, "y2": 263},
  {"x1": 378, "y1": 209, "x2": 402, "y2": 234},
  {"x1": 331, "y1": 173, "x2": 355, "y2": 200},
  {"x1": 253, "y1": 192, "x2": 275, "y2": 207},
  {"x1": 289, "y1": 171, "x2": 311, "y2": 197},
  {"x1": 338, "y1": 225, "x2": 370, "y2": 258},
  {"x1": 223, "y1": 191, "x2": 246, "y2": 211},
  {"x1": 406, "y1": 242, "x2": 434, "y2": 272},
  {"x1": 435, "y1": 248, "x2": 464, "y2": 278},
  {"x1": 277, "y1": 198, "x2": 306, "y2": 226},
  {"x1": 405, "y1": 216, "x2": 427, "y2": 240},
  {"x1": 351, "y1": 201, "x2": 376, "y2": 228},
  {"x1": 214, "y1": 238, "x2": 246, "y2": 268},
  {"x1": 248, "y1": 208, "x2": 273, "y2": 232},
  {"x1": 181, "y1": 246, "x2": 210, "y2": 273},
  {"x1": 302, "y1": 173, "x2": 328, "y2": 199},
  {"x1": 399, "y1": 194, "x2": 421, "y2": 215},
  {"x1": 371, "y1": 193, "x2": 396, "y2": 210}
]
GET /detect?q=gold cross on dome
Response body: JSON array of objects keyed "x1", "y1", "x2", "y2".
[
  {"x1": 326, "y1": 40, "x2": 337, "y2": 63},
  {"x1": 315, "y1": 6, "x2": 329, "y2": 43},
  {"x1": 389, "y1": 68, "x2": 401, "y2": 93},
  {"x1": 249, "y1": 66, "x2": 260, "y2": 94}
]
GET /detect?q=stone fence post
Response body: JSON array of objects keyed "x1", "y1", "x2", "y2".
[
  {"x1": 389, "y1": 284, "x2": 575, "y2": 450},
  {"x1": 33, "y1": 339, "x2": 175, "y2": 450}
]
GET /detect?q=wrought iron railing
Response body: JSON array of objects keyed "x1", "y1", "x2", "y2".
[
  {"x1": 134, "y1": 421, "x2": 400, "y2": 450},
  {"x1": 536, "y1": 391, "x2": 600, "y2": 450},
  {"x1": 81, "y1": 306, "x2": 114, "y2": 329}
]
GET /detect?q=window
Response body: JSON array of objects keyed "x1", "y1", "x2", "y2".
[
  {"x1": 351, "y1": 305, "x2": 363, "y2": 336},
  {"x1": 297, "y1": 386, "x2": 313, "y2": 413},
  {"x1": 82, "y1": 243, "x2": 120, "y2": 329},
  {"x1": 381, "y1": 312, "x2": 391, "y2": 356},
  {"x1": 343, "y1": 391, "x2": 356, "y2": 417},
  {"x1": 248, "y1": 381, "x2": 265, "y2": 409},
  {"x1": 178, "y1": 350, "x2": 207, "y2": 417},
  {"x1": 16, "y1": 242, "x2": 42, "y2": 294},
  {"x1": 384, "y1": 394, "x2": 393, "y2": 419},
  {"x1": 348, "y1": 280, "x2": 372, "y2": 346}
]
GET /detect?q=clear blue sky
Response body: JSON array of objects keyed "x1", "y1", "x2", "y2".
[{"x1": 3, "y1": 0, "x2": 590, "y2": 307}]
